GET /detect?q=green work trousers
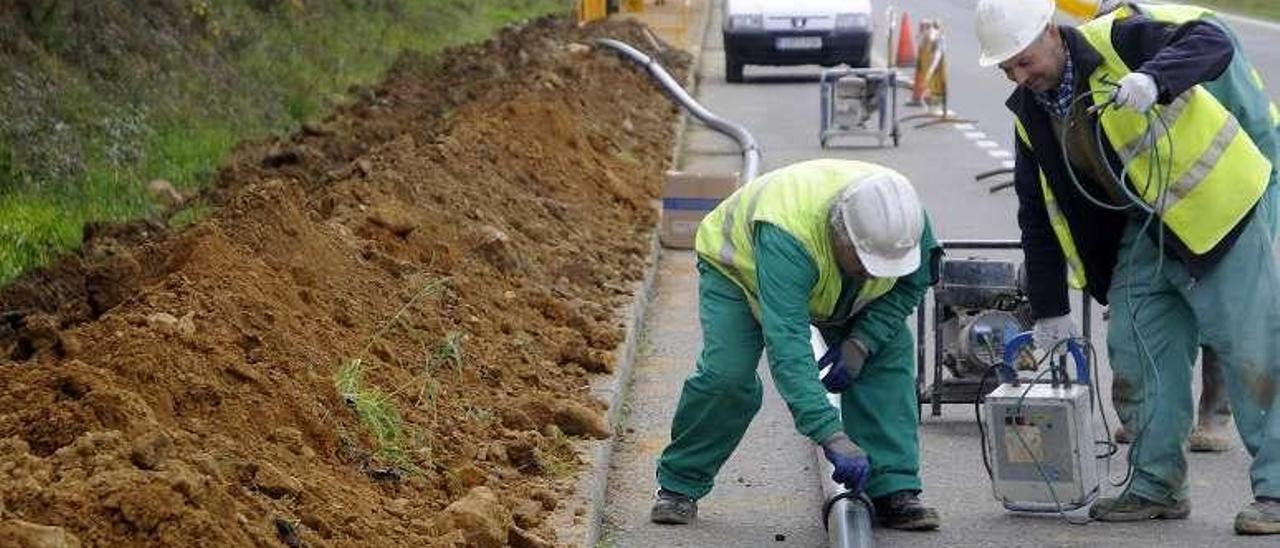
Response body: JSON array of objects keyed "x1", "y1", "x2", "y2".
[
  {"x1": 656, "y1": 262, "x2": 922, "y2": 499},
  {"x1": 1108, "y1": 181, "x2": 1280, "y2": 502}
]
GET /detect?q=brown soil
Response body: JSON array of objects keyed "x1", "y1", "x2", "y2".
[{"x1": 0, "y1": 16, "x2": 686, "y2": 547}]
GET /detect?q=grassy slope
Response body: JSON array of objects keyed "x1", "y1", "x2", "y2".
[
  {"x1": 0, "y1": 0, "x2": 567, "y2": 283},
  {"x1": 1193, "y1": 1, "x2": 1280, "y2": 20}
]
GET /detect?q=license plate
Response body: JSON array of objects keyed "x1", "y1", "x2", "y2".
[{"x1": 776, "y1": 36, "x2": 822, "y2": 50}]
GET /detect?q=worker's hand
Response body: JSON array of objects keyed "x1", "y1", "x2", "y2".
[
  {"x1": 1033, "y1": 314, "x2": 1078, "y2": 356},
  {"x1": 821, "y1": 431, "x2": 870, "y2": 494},
  {"x1": 817, "y1": 338, "x2": 869, "y2": 393},
  {"x1": 1112, "y1": 72, "x2": 1158, "y2": 113}
]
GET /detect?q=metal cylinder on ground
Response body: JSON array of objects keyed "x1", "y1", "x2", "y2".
[{"x1": 811, "y1": 329, "x2": 875, "y2": 548}]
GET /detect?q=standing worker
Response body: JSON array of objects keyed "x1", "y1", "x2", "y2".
[
  {"x1": 974, "y1": 0, "x2": 1280, "y2": 534},
  {"x1": 649, "y1": 159, "x2": 943, "y2": 531},
  {"x1": 1092, "y1": 0, "x2": 1280, "y2": 455}
]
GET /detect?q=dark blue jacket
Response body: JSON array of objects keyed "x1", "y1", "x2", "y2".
[{"x1": 1008, "y1": 17, "x2": 1236, "y2": 319}]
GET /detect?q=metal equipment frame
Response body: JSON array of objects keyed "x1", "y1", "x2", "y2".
[
  {"x1": 915, "y1": 240, "x2": 1093, "y2": 418},
  {"x1": 818, "y1": 67, "x2": 901, "y2": 149}
]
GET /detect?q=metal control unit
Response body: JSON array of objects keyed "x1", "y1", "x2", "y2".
[{"x1": 984, "y1": 382, "x2": 1099, "y2": 512}]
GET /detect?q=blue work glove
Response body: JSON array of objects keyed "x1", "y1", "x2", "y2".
[
  {"x1": 816, "y1": 338, "x2": 869, "y2": 393},
  {"x1": 821, "y1": 431, "x2": 870, "y2": 494}
]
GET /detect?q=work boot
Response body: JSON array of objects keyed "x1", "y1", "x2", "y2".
[
  {"x1": 1188, "y1": 419, "x2": 1232, "y2": 453},
  {"x1": 1089, "y1": 492, "x2": 1190, "y2": 521},
  {"x1": 1235, "y1": 497, "x2": 1280, "y2": 535},
  {"x1": 871, "y1": 490, "x2": 940, "y2": 530},
  {"x1": 650, "y1": 488, "x2": 696, "y2": 525},
  {"x1": 1192, "y1": 349, "x2": 1232, "y2": 453},
  {"x1": 1113, "y1": 425, "x2": 1132, "y2": 444}
]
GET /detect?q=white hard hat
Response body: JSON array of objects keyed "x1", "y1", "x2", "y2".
[
  {"x1": 837, "y1": 172, "x2": 924, "y2": 278},
  {"x1": 975, "y1": 0, "x2": 1055, "y2": 67}
]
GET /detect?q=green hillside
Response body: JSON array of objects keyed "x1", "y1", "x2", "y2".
[{"x1": 0, "y1": 0, "x2": 566, "y2": 283}]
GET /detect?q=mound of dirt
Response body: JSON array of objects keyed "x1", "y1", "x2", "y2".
[{"x1": 0, "y1": 16, "x2": 685, "y2": 547}]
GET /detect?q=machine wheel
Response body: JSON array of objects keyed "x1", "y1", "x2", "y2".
[{"x1": 725, "y1": 53, "x2": 744, "y2": 83}]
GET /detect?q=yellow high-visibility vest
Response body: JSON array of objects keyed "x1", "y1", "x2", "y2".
[
  {"x1": 1078, "y1": 11, "x2": 1271, "y2": 255},
  {"x1": 695, "y1": 159, "x2": 898, "y2": 320},
  {"x1": 1107, "y1": 3, "x2": 1280, "y2": 128}
]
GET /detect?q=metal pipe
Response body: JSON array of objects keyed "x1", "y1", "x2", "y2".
[
  {"x1": 810, "y1": 330, "x2": 875, "y2": 548},
  {"x1": 593, "y1": 38, "x2": 761, "y2": 183},
  {"x1": 815, "y1": 439, "x2": 875, "y2": 548}
]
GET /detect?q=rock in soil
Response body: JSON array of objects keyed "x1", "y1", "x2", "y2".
[{"x1": 437, "y1": 486, "x2": 512, "y2": 548}]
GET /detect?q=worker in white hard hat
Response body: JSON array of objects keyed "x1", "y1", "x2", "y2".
[
  {"x1": 650, "y1": 159, "x2": 943, "y2": 531},
  {"x1": 975, "y1": 0, "x2": 1280, "y2": 534}
]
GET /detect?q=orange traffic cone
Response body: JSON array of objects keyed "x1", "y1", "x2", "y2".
[{"x1": 896, "y1": 12, "x2": 916, "y2": 67}]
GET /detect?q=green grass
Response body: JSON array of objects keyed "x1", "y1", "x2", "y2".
[
  {"x1": 336, "y1": 358, "x2": 412, "y2": 469},
  {"x1": 168, "y1": 200, "x2": 212, "y2": 229},
  {"x1": 539, "y1": 425, "x2": 578, "y2": 479},
  {"x1": 0, "y1": 0, "x2": 567, "y2": 285},
  {"x1": 433, "y1": 330, "x2": 466, "y2": 379},
  {"x1": 0, "y1": 194, "x2": 81, "y2": 281},
  {"x1": 1196, "y1": 1, "x2": 1280, "y2": 20}
]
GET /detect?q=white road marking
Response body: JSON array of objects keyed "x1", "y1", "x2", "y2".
[
  {"x1": 976, "y1": 140, "x2": 1000, "y2": 149},
  {"x1": 989, "y1": 150, "x2": 1012, "y2": 159},
  {"x1": 1002, "y1": 160, "x2": 1016, "y2": 169},
  {"x1": 964, "y1": 131, "x2": 987, "y2": 140}
]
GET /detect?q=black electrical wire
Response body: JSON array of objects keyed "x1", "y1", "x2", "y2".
[
  {"x1": 822, "y1": 491, "x2": 872, "y2": 531},
  {"x1": 974, "y1": 364, "x2": 1000, "y2": 481},
  {"x1": 1053, "y1": 86, "x2": 1181, "y2": 512}
]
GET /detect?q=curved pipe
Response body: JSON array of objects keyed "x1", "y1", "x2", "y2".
[{"x1": 594, "y1": 38, "x2": 760, "y2": 183}]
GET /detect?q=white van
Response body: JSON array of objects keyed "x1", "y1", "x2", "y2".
[{"x1": 722, "y1": 0, "x2": 874, "y2": 82}]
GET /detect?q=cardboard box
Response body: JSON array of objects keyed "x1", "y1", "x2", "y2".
[{"x1": 660, "y1": 171, "x2": 739, "y2": 249}]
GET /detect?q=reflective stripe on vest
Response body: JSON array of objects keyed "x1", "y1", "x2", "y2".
[
  {"x1": 1080, "y1": 12, "x2": 1271, "y2": 255},
  {"x1": 1121, "y1": 4, "x2": 1280, "y2": 131},
  {"x1": 1014, "y1": 119, "x2": 1088, "y2": 290},
  {"x1": 694, "y1": 159, "x2": 898, "y2": 320}
]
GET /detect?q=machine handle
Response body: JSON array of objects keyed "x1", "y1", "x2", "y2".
[{"x1": 1000, "y1": 332, "x2": 1089, "y2": 385}]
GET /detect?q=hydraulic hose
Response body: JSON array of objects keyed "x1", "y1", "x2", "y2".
[{"x1": 593, "y1": 38, "x2": 760, "y2": 183}]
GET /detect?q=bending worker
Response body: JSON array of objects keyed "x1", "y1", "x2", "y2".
[
  {"x1": 975, "y1": 0, "x2": 1280, "y2": 534},
  {"x1": 649, "y1": 159, "x2": 942, "y2": 531}
]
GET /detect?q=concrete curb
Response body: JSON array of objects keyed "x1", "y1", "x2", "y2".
[
  {"x1": 556, "y1": 2, "x2": 717, "y2": 547},
  {"x1": 578, "y1": 233, "x2": 661, "y2": 547}
]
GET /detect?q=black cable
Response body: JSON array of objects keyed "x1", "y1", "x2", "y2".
[
  {"x1": 974, "y1": 364, "x2": 1000, "y2": 481},
  {"x1": 1059, "y1": 87, "x2": 1137, "y2": 212},
  {"x1": 1068, "y1": 92, "x2": 1178, "y2": 507},
  {"x1": 822, "y1": 491, "x2": 872, "y2": 531}
]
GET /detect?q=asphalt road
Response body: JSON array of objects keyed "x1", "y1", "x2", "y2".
[{"x1": 601, "y1": 1, "x2": 1280, "y2": 546}]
